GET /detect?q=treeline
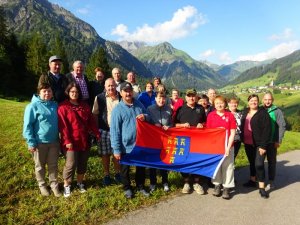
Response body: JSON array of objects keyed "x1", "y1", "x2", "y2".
[
  {"x1": 0, "y1": 7, "x2": 111, "y2": 100},
  {"x1": 284, "y1": 105, "x2": 300, "y2": 132},
  {"x1": 229, "y1": 50, "x2": 300, "y2": 86},
  {"x1": 276, "y1": 50, "x2": 300, "y2": 84}
]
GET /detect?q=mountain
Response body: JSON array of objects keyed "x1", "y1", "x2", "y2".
[
  {"x1": 125, "y1": 41, "x2": 225, "y2": 90},
  {"x1": 0, "y1": 0, "x2": 152, "y2": 77},
  {"x1": 201, "y1": 60, "x2": 220, "y2": 71},
  {"x1": 217, "y1": 60, "x2": 275, "y2": 81},
  {"x1": 228, "y1": 50, "x2": 300, "y2": 86},
  {"x1": 117, "y1": 41, "x2": 147, "y2": 54},
  {"x1": 105, "y1": 41, "x2": 152, "y2": 77}
]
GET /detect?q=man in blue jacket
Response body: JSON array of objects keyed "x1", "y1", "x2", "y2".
[{"x1": 110, "y1": 82, "x2": 149, "y2": 199}]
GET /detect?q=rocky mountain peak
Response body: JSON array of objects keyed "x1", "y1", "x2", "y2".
[{"x1": 117, "y1": 41, "x2": 147, "y2": 53}]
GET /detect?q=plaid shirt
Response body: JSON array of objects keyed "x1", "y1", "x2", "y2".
[{"x1": 73, "y1": 73, "x2": 89, "y2": 100}]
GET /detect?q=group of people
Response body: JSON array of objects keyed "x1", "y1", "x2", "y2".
[{"x1": 23, "y1": 55, "x2": 286, "y2": 200}]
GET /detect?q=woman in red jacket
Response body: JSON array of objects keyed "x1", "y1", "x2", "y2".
[{"x1": 58, "y1": 82, "x2": 100, "y2": 197}]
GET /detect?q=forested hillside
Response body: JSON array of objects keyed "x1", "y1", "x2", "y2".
[
  {"x1": 0, "y1": 0, "x2": 152, "y2": 90},
  {"x1": 229, "y1": 50, "x2": 300, "y2": 86}
]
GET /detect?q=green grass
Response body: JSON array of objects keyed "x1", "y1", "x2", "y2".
[
  {"x1": 221, "y1": 71, "x2": 278, "y2": 93},
  {"x1": 291, "y1": 60, "x2": 300, "y2": 68},
  {"x1": 1, "y1": 98, "x2": 300, "y2": 224}
]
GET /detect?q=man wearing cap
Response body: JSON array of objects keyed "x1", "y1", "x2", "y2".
[
  {"x1": 38, "y1": 55, "x2": 69, "y2": 103},
  {"x1": 110, "y1": 82, "x2": 150, "y2": 199},
  {"x1": 92, "y1": 78, "x2": 122, "y2": 186},
  {"x1": 174, "y1": 88, "x2": 207, "y2": 195},
  {"x1": 66, "y1": 60, "x2": 91, "y2": 105}
]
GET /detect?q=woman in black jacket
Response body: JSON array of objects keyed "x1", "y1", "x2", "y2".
[{"x1": 241, "y1": 94, "x2": 271, "y2": 198}]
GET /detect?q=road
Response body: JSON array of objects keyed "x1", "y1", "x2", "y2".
[{"x1": 107, "y1": 150, "x2": 300, "y2": 225}]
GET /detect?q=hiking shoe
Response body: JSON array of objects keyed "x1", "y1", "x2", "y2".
[
  {"x1": 52, "y1": 187, "x2": 62, "y2": 197},
  {"x1": 182, "y1": 183, "x2": 191, "y2": 194},
  {"x1": 39, "y1": 186, "x2": 50, "y2": 196},
  {"x1": 243, "y1": 180, "x2": 257, "y2": 188},
  {"x1": 103, "y1": 175, "x2": 112, "y2": 186},
  {"x1": 222, "y1": 188, "x2": 230, "y2": 199},
  {"x1": 266, "y1": 181, "x2": 275, "y2": 191},
  {"x1": 163, "y1": 183, "x2": 170, "y2": 192},
  {"x1": 207, "y1": 180, "x2": 215, "y2": 188},
  {"x1": 259, "y1": 188, "x2": 269, "y2": 199},
  {"x1": 114, "y1": 173, "x2": 122, "y2": 184},
  {"x1": 213, "y1": 185, "x2": 222, "y2": 197},
  {"x1": 77, "y1": 183, "x2": 86, "y2": 193},
  {"x1": 124, "y1": 189, "x2": 133, "y2": 199},
  {"x1": 138, "y1": 188, "x2": 150, "y2": 197},
  {"x1": 193, "y1": 183, "x2": 205, "y2": 195},
  {"x1": 149, "y1": 184, "x2": 156, "y2": 193},
  {"x1": 63, "y1": 185, "x2": 71, "y2": 198}
]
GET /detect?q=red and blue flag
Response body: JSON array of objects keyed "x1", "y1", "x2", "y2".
[{"x1": 120, "y1": 120, "x2": 227, "y2": 178}]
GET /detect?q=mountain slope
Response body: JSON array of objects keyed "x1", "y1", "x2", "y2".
[
  {"x1": 228, "y1": 50, "x2": 300, "y2": 86},
  {"x1": 105, "y1": 41, "x2": 152, "y2": 77},
  {"x1": 217, "y1": 59, "x2": 274, "y2": 81},
  {"x1": 0, "y1": 0, "x2": 152, "y2": 77},
  {"x1": 128, "y1": 42, "x2": 225, "y2": 89}
]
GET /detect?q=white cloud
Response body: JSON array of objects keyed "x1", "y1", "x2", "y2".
[
  {"x1": 238, "y1": 41, "x2": 299, "y2": 61},
  {"x1": 198, "y1": 50, "x2": 233, "y2": 64},
  {"x1": 219, "y1": 52, "x2": 232, "y2": 64},
  {"x1": 77, "y1": 6, "x2": 89, "y2": 15},
  {"x1": 200, "y1": 49, "x2": 215, "y2": 58},
  {"x1": 269, "y1": 28, "x2": 293, "y2": 41},
  {"x1": 111, "y1": 5, "x2": 206, "y2": 43},
  {"x1": 111, "y1": 24, "x2": 130, "y2": 37}
]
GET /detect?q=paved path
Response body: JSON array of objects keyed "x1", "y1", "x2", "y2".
[{"x1": 107, "y1": 150, "x2": 300, "y2": 225}]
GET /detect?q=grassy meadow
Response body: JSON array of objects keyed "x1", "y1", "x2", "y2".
[
  {"x1": 221, "y1": 71, "x2": 278, "y2": 93},
  {"x1": 1, "y1": 98, "x2": 300, "y2": 224}
]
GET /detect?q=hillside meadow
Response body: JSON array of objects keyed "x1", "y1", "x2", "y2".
[
  {"x1": 1, "y1": 98, "x2": 299, "y2": 224},
  {"x1": 221, "y1": 71, "x2": 300, "y2": 115}
]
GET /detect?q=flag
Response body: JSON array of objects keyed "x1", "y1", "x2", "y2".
[{"x1": 120, "y1": 120, "x2": 227, "y2": 178}]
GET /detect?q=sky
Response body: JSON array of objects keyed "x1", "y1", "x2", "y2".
[{"x1": 49, "y1": 0, "x2": 300, "y2": 65}]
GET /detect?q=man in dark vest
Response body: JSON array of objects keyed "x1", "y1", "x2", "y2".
[
  {"x1": 92, "y1": 78, "x2": 121, "y2": 186},
  {"x1": 39, "y1": 55, "x2": 69, "y2": 103}
]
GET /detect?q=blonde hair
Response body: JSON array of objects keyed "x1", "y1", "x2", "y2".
[
  {"x1": 156, "y1": 91, "x2": 166, "y2": 98},
  {"x1": 213, "y1": 95, "x2": 227, "y2": 107},
  {"x1": 157, "y1": 84, "x2": 166, "y2": 93}
]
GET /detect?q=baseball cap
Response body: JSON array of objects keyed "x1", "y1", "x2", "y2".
[
  {"x1": 186, "y1": 88, "x2": 197, "y2": 96},
  {"x1": 120, "y1": 82, "x2": 133, "y2": 91},
  {"x1": 49, "y1": 55, "x2": 62, "y2": 63}
]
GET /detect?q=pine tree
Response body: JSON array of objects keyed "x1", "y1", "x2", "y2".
[
  {"x1": 0, "y1": 7, "x2": 12, "y2": 96},
  {"x1": 0, "y1": 8, "x2": 30, "y2": 97},
  {"x1": 7, "y1": 34, "x2": 32, "y2": 96},
  {"x1": 85, "y1": 47, "x2": 111, "y2": 80},
  {"x1": 25, "y1": 33, "x2": 48, "y2": 80},
  {"x1": 0, "y1": 7, "x2": 8, "y2": 45},
  {"x1": 49, "y1": 33, "x2": 70, "y2": 74}
]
